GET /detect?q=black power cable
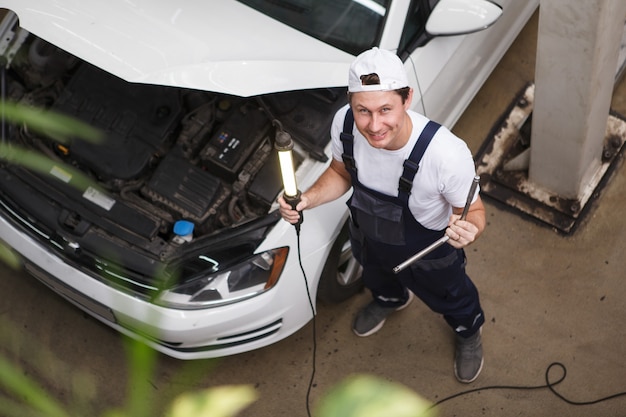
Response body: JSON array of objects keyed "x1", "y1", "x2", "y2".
[
  {"x1": 293, "y1": 228, "x2": 317, "y2": 417},
  {"x1": 430, "y1": 362, "x2": 626, "y2": 410}
]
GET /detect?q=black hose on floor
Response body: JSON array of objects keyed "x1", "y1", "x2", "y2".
[{"x1": 430, "y1": 362, "x2": 626, "y2": 409}]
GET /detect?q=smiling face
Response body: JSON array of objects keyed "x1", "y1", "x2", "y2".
[{"x1": 350, "y1": 88, "x2": 413, "y2": 151}]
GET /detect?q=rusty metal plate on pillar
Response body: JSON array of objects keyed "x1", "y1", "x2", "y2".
[{"x1": 475, "y1": 83, "x2": 626, "y2": 234}]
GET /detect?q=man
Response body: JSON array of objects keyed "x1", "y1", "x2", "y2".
[{"x1": 278, "y1": 47, "x2": 486, "y2": 383}]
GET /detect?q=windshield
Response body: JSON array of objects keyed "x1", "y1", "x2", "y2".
[{"x1": 237, "y1": 0, "x2": 391, "y2": 55}]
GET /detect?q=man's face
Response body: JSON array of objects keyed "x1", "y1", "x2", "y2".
[{"x1": 350, "y1": 88, "x2": 413, "y2": 151}]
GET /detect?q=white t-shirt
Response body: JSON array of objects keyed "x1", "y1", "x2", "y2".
[{"x1": 331, "y1": 104, "x2": 478, "y2": 230}]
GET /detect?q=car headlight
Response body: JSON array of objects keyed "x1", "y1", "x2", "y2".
[{"x1": 155, "y1": 247, "x2": 288, "y2": 310}]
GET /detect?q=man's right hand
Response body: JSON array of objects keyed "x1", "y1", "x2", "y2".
[{"x1": 278, "y1": 194, "x2": 309, "y2": 225}]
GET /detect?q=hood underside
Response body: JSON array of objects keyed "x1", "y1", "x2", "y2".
[{"x1": 2, "y1": 0, "x2": 356, "y2": 96}]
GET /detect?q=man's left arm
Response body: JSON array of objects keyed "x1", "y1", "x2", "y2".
[{"x1": 446, "y1": 195, "x2": 486, "y2": 248}]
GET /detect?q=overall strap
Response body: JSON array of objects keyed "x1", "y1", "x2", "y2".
[
  {"x1": 398, "y1": 120, "x2": 441, "y2": 203},
  {"x1": 340, "y1": 108, "x2": 357, "y2": 177}
]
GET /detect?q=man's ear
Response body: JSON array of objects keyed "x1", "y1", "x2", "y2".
[{"x1": 404, "y1": 88, "x2": 414, "y2": 110}]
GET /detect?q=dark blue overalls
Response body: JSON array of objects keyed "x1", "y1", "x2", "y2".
[{"x1": 341, "y1": 109, "x2": 484, "y2": 337}]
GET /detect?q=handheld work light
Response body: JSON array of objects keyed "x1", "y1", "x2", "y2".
[{"x1": 274, "y1": 122, "x2": 302, "y2": 230}]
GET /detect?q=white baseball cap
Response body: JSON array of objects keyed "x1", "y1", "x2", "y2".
[{"x1": 348, "y1": 47, "x2": 409, "y2": 93}]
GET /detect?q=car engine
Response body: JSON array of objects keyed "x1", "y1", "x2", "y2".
[{"x1": 1, "y1": 33, "x2": 346, "y2": 263}]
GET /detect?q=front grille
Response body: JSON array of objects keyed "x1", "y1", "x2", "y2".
[
  {"x1": 0, "y1": 194, "x2": 160, "y2": 300},
  {"x1": 24, "y1": 261, "x2": 117, "y2": 324}
]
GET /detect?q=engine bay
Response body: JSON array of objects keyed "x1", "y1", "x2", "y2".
[{"x1": 0, "y1": 32, "x2": 347, "y2": 260}]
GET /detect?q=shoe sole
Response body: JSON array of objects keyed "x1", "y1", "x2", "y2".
[
  {"x1": 352, "y1": 292, "x2": 415, "y2": 337},
  {"x1": 353, "y1": 318, "x2": 386, "y2": 337}
]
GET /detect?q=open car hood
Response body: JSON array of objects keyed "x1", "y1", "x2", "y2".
[{"x1": 3, "y1": 0, "x2": 355, "y2": 96}]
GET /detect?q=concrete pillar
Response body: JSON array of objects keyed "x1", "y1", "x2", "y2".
[{"x1": 529, "y1": 0, "x2": 626, "y2": 198}]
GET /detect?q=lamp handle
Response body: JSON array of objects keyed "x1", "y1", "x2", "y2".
[{"x1": 283, "y1": 191, "x2": 303, "y2": 231}]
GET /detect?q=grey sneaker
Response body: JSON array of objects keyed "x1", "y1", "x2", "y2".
[
  {"x1": 454, "y1": 329, "x2": 484, "y2": 383},
  {"x1": 353, "y1": 292, "x2": 414, "y2": 337}
]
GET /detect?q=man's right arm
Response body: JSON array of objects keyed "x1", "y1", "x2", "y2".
[
  {"x1": 278, "y1": 158, "x2": 352, "y2": 224},
  {"x1": 303, "y1": 158, "x2": 352, "y2": 208}
]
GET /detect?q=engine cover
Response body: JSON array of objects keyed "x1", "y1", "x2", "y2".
[
  {"x1": 52, "y1": 63, "x2": 182, "y2": 180},
  {"x1": 143, "y1": 150, "x2": 222, "y2": 221}
]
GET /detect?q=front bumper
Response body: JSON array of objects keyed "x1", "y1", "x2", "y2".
[{"x1": 0, "y1": 210, "x2": 321, "y2": 360}]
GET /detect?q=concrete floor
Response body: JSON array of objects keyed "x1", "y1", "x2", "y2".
[{"x1": 2, "y1": 10, "x2": 626, "y2": 417}]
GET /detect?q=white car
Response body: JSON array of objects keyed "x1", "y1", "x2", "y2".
[{"x1": 0, "y1": 0, "x2": 537, "y2": 359}]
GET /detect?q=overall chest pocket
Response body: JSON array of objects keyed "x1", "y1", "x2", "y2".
[{"x1": 350, "y1": 189, "x2": 405, "y2": 246}]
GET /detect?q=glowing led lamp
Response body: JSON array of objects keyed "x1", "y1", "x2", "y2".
[
  {"x1": 274, "y1": 128, "x2": 303, "y2": 228},
  {"x1": 278, "y1": 149, "x2": 299, "y2": 199}
]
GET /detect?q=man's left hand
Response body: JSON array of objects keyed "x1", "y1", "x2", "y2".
[{"x1": 446, "y1": 214, "x2": 479, "y2": 248}]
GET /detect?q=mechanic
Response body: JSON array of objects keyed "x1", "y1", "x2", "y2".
[{"x1": 278, "y1": 47, "x2": 486, "y2": 383}]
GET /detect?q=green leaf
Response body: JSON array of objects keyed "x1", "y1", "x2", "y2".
[
  {"x1": 101, "y1": 409, "x2": 127, "y2": 417},
  {"x1": 314, "y1": 374, "x2": 436, "y2": 417},
  {"x1": 0, "y1": 240, "x2": 21, "y2": 269},
  {"x1": 0, "y1": 356, "x2": 70, "y2": 417},
  {"x1": 123, "y1": 337, "x2": 158, "y2": 417},
  {"x1": 1, "y1": 102, "x2": 103, "y2": 143},
  {"x1": 166, "y1": 385, "x2": 258, "y2": 417},
  {"x1": 0, "y1": 143, "x2": 100, "y2": 191}
]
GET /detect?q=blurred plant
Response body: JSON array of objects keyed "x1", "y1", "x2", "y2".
[
  {"x1": 315, "y1": 374, "x2": 435, "y2": 417},
  {"x1": 0, "y1": 102, "x2": 104, "y2": 191},
  {"x1": 0, "y1": 352, "x2": 71, "y2": 417},
  {"x1": 1, "y1": 102, "x2": 103, "y2": 144},
  {"x1": 0, "y1": 317, "x2": 257, "y2": 417}
]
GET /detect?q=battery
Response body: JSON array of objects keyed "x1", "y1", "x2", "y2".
[{"x1": 200, "y1": 104, "x2": 269, "y2": 181}]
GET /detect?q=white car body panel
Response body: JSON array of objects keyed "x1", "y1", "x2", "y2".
[
  {"x1": 378, "y1": 0, "x2": 411, "y2": 49},
  {"x1": 426, "y1": 0, "x2": 502, "y2": 36},
  {"x1": 0, "y1": 0, "x2": 538, "y2": 359}
]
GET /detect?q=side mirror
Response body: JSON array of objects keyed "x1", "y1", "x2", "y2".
[{"x1": 425, "y1": 0, "x2": 503, "y2": 36}]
